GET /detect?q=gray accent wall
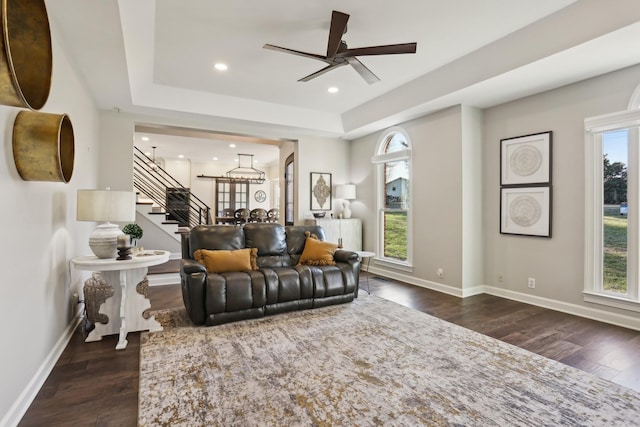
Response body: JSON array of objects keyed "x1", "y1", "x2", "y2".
[
  {"x1": 483, "y1": 64, "x2": 640, "y2": 315},
  {"x1": 350, "y1": 63, "x2": 640, "y2": 324}
]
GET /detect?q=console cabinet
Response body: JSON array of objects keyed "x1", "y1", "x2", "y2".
[{"x1": 304, "y1": 218, "x2": 362, "y2": 251}]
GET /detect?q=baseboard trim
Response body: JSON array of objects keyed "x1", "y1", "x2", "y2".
[
  {"x1": 148, "y1": 272, "x2": 180, "y2": 286},
  {"x1": 484, "y1": 286, "x2": 640, "y2": 332},
  {"x1": 1, "y1": 312, "x2": 83, "y2": 427},
  {"x1": 367, "y1": 265, "x2": 464, "y2": 298}
]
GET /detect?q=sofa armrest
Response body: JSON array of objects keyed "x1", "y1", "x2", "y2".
[
  {"x1": 181, "y1": 259, "x2": 207, "y2": 275},
  {"x1": 180, "y1": 259, "x2": 207, "y2": 325},
  {"x1": 334, "y1": 249, "x2": 358, "y2": 263}
]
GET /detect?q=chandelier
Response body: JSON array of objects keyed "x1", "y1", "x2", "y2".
[
  {"x1": 148, "y1": 146, "x2": 161, "y2": 170},
  {"x1": 226, "y1": 154, "x2": 265, "y2": 184}
]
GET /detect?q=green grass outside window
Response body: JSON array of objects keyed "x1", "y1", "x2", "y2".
[{"x1": 603, "y1": 206, "x2": 627, "y2": 293}]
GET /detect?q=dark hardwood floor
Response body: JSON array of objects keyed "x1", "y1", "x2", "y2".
[{"x1": 19, "y1": 272, "x2": 640, "y2": 426}]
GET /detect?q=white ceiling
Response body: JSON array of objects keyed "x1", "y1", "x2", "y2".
[{"x1": 46, "y1": 0, "x2": 640, "y2": 162}]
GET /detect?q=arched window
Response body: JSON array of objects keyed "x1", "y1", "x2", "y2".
[
  {"x1": 372, "y1": 128, "x2": 412, "y2": 269},
  {"x1": 584, "y1": 82, "x2": 640, "y2": 311}
]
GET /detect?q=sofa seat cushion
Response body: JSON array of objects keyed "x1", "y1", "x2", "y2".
[
  {"x1": 205, "y1": 271, "x2": 266, "y2": 313},
  {"x1": 261, "y1": 267, "x2": 313, "y2": 304},
  {"x1": 307, "y1": 264, "x2": 358, "y2": 298}
]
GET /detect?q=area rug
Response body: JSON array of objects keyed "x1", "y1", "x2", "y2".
[{"x1": 139, "y1": 294, "x2": 640, "y2": 426}]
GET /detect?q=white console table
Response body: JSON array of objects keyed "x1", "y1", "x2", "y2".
[
  {"x1": 71, "y1": 250, "x2": 170, "y2": 350},
  {"x1": 304, "y1": 218, "x2": 362, "y2": 251}
]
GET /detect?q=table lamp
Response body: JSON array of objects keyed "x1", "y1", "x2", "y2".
[
  {"x1": 77, "y1": 189, "x2": 136, "y2": 258},
  {"x1": 335, "y1": 184, "x2": 356, "y2": 219}
]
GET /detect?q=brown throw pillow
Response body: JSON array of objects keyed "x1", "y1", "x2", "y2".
[
  {"x1": 298, "y1": 234, "x2": 337, "y2": 266},
  {"x1": 194, "y1": 248, "x2": 258, "y2": 273}
]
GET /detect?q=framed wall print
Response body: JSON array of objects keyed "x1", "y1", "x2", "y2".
[
  {"x1": 310, "y1": 172, "x2": 332, "y2": 210},
  {"x1": 500, "y1": 186, "x2": 552, "y2": 237},
  {"x1": 501, "y1": 131, "x2": 552, "y2": 186}
]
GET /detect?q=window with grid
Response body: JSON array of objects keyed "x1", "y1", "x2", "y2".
[
  {"x1": 216, "y1": 180, "x2": 249, "y2": 213},
  {"x1": 372, "y1": 129, "x2": 412, "y2": 268}
]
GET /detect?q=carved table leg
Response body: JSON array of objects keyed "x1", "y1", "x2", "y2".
[
  {"x1": 85, "y1": 267, "x2": 163, "y2": 350},
  {"x1": 116, "y1": 269, "x2": 128, "y2": 350}
]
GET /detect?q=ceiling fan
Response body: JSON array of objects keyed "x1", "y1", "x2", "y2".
[{"x1": 263, "y1": 10, "x2": 417, "y2": 85}]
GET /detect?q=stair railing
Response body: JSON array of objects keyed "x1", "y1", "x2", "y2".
[{"x1": 133, "y1": 146, "x2": 212, "y2": 228}]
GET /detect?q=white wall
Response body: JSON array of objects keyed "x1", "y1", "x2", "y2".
[
  {"x1": 296, "y1": 136, "x2": 350, "y2": 222},
  {"x1": 163, "y1": 158, "x2": 191, "y2": 186},
  {"x1": 0, "y1": 22, "x2": 100, "y2": 425},
  {"x1": 483, "y1": 64, "x2": 640, "y2": 317},
  {"x1": 461, "y1": 106, "x2": 484, "y2": 293}
]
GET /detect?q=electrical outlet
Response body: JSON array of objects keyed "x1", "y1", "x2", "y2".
[
  {"x1": 497, "y1": 273, "x2": 504, "y2": 283},
  {"x1": 437, "y1": 268, "x2": 444, "y2": 278},
  {"x1": 528, "y1": 277, "x2": 536, "y2": 289}
]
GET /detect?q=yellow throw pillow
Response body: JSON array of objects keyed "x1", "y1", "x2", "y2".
[
  {"x1": 298, "y1": 235, "x2": 337, "y2": 266},
  {"x1": 194, "y1": 248, "x2": 258, "y2": 273}
]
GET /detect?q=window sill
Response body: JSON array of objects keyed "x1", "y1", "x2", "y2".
[
  {"x1": 583, "y1": 291, "x2": 640, "y2": 313},
  {"x1": 373, "y1": 257, "x2": 413, "y2": 273}
]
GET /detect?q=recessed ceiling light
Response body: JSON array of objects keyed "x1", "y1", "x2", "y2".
[
  {"x1": 328, "y1": 87, "x2": 339, "y2": 94},
  {"x1": 229, "y1": 143, "x2": 236, "y2": 148},
  {"x1": 178, "y1": 154, "x2": 184, "y2": 159},
  {"x1": 214, "y1": 63, "x2": 228, "y2": 71},
  {"x1": 141, "y1": 136, "x2": 150, "y2": 141},
  {"x1": 213, "y1": 157, "x2": 218, "y2": 161}
]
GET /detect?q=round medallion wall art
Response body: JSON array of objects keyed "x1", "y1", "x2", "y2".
[
  {"x1": 509, "y1": 145, "x2": 542, "y2": 177},
  {"x1": 254, "y1": 190, "x2": 266, "y2": 203},
  {"x1": 500, "y1": 131, "x2": 552, "y2": 238},
  {"x1": 1, "y1": 0, "x2": 76, "y2": 183}
]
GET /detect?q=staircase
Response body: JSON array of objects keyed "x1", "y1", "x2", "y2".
[
  {"x1": 133, "y1": 146, "x2": 213, "y2": 231},
  {"x1": 133, "y1": 147, "x2": 213, "y2": 285}
]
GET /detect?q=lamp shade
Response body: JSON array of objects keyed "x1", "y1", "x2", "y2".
[
  {"x1": 77, "y1": 189, "x2": 136, "y2": 222},
  {"x1": 335, "y1": 184, "x2": 356, "y2": 200}
]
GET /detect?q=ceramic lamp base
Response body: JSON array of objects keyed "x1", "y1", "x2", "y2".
[
  {"x1": 342, "y1": 201, "x2": 352, "y2": 219},
  {"x1": 89, "y1": 222, "x2": 123, "y2": 259}
]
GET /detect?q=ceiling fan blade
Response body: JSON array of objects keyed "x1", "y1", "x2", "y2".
[
  {"x1": 346, "y1": 57, "x2": 380, "y2": 85},
  {"x1": 298, "y1": 63, "x2": 345, "y2": 82},
  {"x1": 263, "y1": 44, "x2": 328, "y2": 62},
  {"x1": 326, "y1": 11, "x2": 349, "y2": 59},
  {"x1": 339, "y1": 42, "x2": 417, "y2": 57}
]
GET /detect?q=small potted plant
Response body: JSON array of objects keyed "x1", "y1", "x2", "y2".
[{"x1": 122, "y1": 223, "x2": 143, "y2": 248}]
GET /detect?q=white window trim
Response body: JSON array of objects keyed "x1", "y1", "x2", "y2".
[
  {"x1": 584, "y1": 108, "x2": 640, "y2": 311},
  {"x1": 372, "y1": 127, "x2": 413, "y2": 270}
]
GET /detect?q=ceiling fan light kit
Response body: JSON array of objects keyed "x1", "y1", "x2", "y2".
[{"x1": 264, "y1": 10, "x2": 417, "y2": 84}]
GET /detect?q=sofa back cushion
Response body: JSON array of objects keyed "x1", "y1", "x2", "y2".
[
  {"x1": 286, "y1": 225, "x2": 327, "y2": 265},
  {"x1": 244, "y1": 223, "x2": 290, "y2": 267},
  {"x1": 188, "y1": 225, "x2": 245, "y2": 259}
]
